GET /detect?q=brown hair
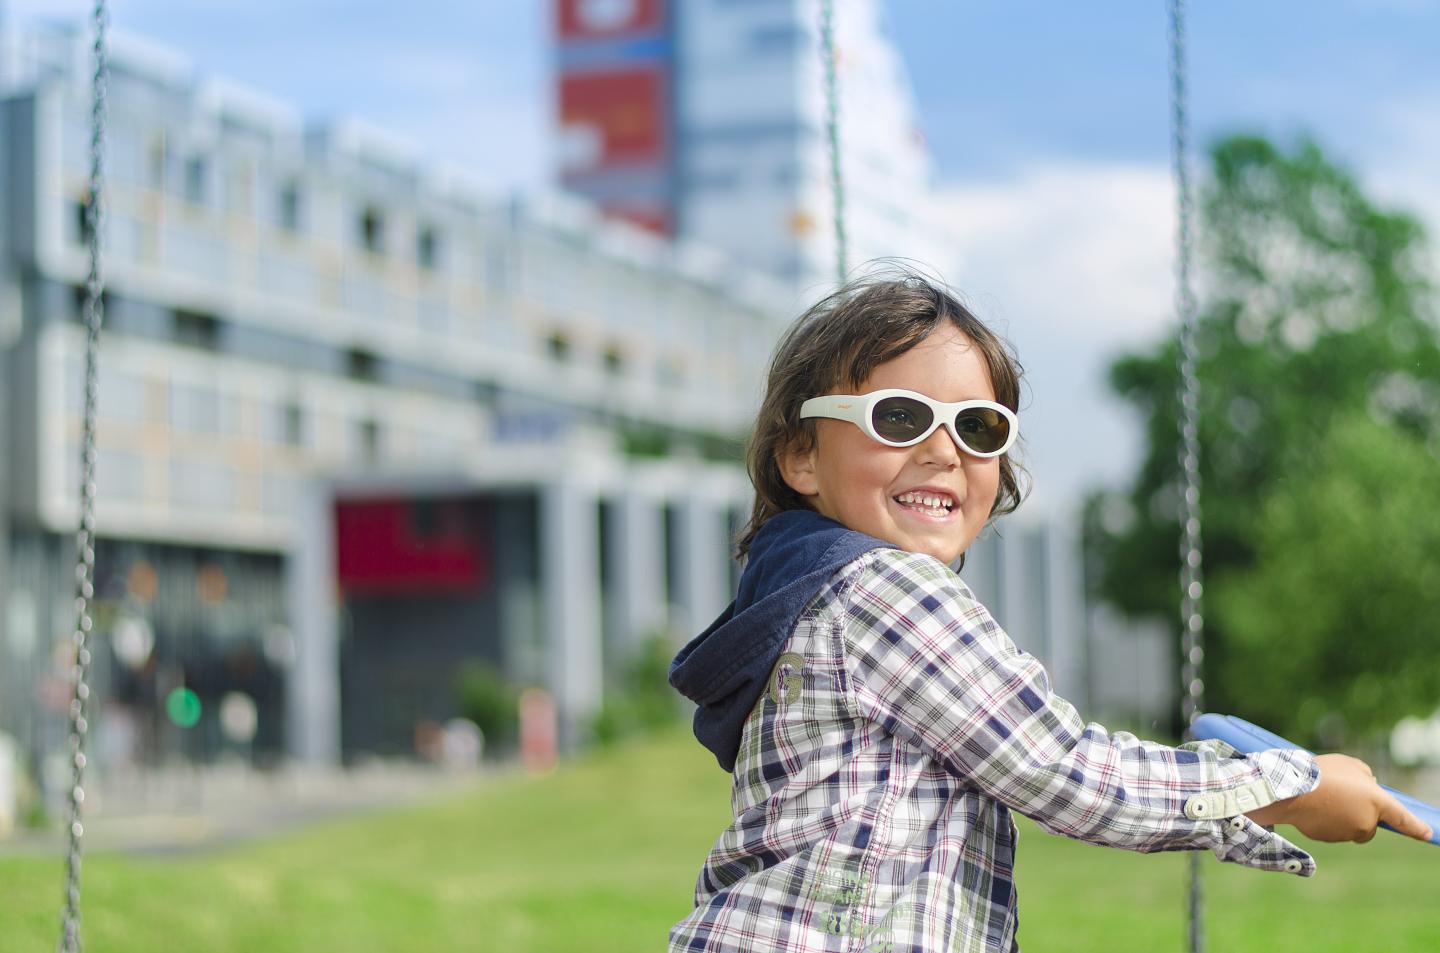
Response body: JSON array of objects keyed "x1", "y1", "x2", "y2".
[{"x1": 736, "y1": 269, "x2": 1028, "y2": 562}]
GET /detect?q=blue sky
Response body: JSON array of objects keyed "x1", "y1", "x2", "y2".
[
  {"x1": 893, "y1": 1, "x2": 1440, "y2": 182},
  {"x1": 7, "y1": 0, "x2": 1438, "y2": 514},
  {"x1": 11, "y1": 1, "x2": 1434, "y2": 202}
]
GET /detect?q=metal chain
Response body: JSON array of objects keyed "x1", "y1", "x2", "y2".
[
  {"x1": 1167, "y1": 2, "x2": 1206, "y2": 952},
  {"x1": 59, "y1": 2, "x2": 109, "y2": 950},
  {"x1": 818, "y1": 0, "x2": 847, "y2": 284}
]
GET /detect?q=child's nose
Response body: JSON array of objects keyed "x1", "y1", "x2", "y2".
[{"x1": 914, "y1": 424, "x2": 962, "y2": 466}]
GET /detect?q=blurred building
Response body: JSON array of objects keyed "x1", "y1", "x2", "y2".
[
  {"x1": 0, "y1": 14, "x2": 1145, "y2": 803},
  {"x1": 555, "y1": 0, "x2": 960, "y2": 292},
  {"x1": 0, "y1": 22, "x2": 775, "y2": 780}
]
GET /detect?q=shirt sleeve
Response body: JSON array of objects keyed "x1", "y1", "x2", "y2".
[{"x1": 841, "y1": 549, "x2": 1321, "y2": 876}]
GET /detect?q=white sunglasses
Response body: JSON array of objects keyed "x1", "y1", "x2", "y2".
[{"x1": 800, "y1": 388, "x2": 1018, "y2": 458}]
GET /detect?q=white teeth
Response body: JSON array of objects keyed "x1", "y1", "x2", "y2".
[{"x1": 896, "y1": 491, "x2": 953, "y2": 512}]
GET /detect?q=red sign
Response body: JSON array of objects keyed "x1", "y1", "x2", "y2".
[
  {"x1": 557, "y1": 0, "x2": 664, "y2": 40},
  {"x1": 559, "y1": 67, "x2": 667, "y2": 170},
  {"x1": 602, "y1": 205, "x2": 670, "y2": 233},
  {"x1": 335, "y1": 498, "x2": 489, "y2": 595}
]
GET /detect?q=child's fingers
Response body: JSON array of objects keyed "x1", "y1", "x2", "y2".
[{"x1": 1377, "y1": 790, "x2": 1435, "y2": 843}]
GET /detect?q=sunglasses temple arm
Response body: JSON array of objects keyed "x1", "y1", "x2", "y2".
[{"x1": 802, "y1": 397, "x2": 869, "y2": 429}]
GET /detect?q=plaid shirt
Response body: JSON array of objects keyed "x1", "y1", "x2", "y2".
[{"x1": 670, "y1": 548, "x2": 1320, "y2": 953}]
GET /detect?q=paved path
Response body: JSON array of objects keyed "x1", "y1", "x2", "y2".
[{"x1": 0, "y1": 760, "x2": 496, "y2": 856}]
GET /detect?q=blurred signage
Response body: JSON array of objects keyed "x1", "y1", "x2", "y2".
[
  {"x1": 493, "y1": 410, "x2": 572, "y2": 444},
  {"x1": 555, "y1": 0, "x2": 674, "y2": 234},
  {"x1": 557, "y1": 0, "x2": 663, "y2": 40},
  {"x1": 559, "y1": 67, "x2": 667, "y2": 168},
  {"x1": 493, "y1": 392, "x2": 575, "y2": 444},
  {"x1": 335, "y1": 498, "x2": 490, "y2": 595}
]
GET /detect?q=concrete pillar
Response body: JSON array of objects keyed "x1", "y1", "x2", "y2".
[
  {"x1": 610, "y1": 487, "x2": 667, "y2": 660},
  {"x1": 672, "y1": 495, "x2": 729, "y2": 640},
  {"x1": 960, "y1": 531, "x2": 1001, "y2": 610},
  {"x1": 999, "y1": 526, "x2": 1046, "y2": 664},
  {"x1": 286, "y1": 481, "x2": 341, "y2": 765},
  {"x1": 540, "y1": 478, "x2": 602, "y2": 751},
  {"x1": 1044, "y1": 518, "x2": 1087, "y2": 710}
]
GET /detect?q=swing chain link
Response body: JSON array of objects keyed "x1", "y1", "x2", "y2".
[
  {"x1": 1168, "y1": 2, "x2": 1206, "y2": 953},
  {"x1": 818, "y1": 0, "x2": 847, "y2": 284},
  {"x1": 59, "y1": 1, "x2": 108, "y2": 950}
]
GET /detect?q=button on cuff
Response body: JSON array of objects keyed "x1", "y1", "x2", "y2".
[
  {"x1": 1183, "y1": 779, "x2": 1277, "y2": 821},
  {"x1": 1283, "y1": 859, "x2": 1303, "y2": 874}
]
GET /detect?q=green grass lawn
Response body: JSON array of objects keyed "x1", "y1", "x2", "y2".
[{"x1": 2, "y1": 729, "x2": 1436, "y2": 951}]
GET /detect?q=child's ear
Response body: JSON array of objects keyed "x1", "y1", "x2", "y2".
[{"x1": 777, "y1": 439, "x2": 820, "y2": 498}]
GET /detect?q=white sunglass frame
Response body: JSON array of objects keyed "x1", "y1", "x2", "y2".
[{"x1": 799, "y1": 388, "x2": 1019, "y2": 458}]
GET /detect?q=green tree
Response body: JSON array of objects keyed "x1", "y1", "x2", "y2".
[
  {"x1": 1086, "y1": 134, "x2": 1439, "y2": 744},
  {"x1": 1214, "y1": 414, "x2": 1440, "y2": 742}
]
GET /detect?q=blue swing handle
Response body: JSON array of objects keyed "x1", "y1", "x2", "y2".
[{"x1": 1190, "y1": 713, "x2": 1440, "y2": 846}]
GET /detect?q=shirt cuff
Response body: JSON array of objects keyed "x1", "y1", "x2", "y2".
[{"x1": 1189, "y1": 746, "x2": 1321, "y2": 876}]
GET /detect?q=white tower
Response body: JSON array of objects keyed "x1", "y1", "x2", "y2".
[{"x1": 673, "y1": 0, "x2": 960, "y2": 292}]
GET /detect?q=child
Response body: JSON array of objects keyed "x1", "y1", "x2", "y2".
[{"x1": 667, "y1": 272, "x2": 1431, "y2": 952}]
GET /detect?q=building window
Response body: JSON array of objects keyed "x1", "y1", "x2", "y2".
[
  {"x1": 546, "y1": 331, "x2": 572, "y2": 363},
  {"x1": 603, "y1": 343, "x2": 625, "y2": 375},
  {"x1": 417, "y1": 226, "x2": 440, "y2": 270},
  {"x1": 70, "y1": 283, "x2": 108, "y2": 323},
  {"x1": 749, "y1": 24, "x2": 806, "y2": 52},
  {"x1": 283, "y1": 402, "x2": 305, "y2": 447},
  {"x1": 72, "y1": 198, "x2": 93, "y2": 246},
  {"x1": 359, "y1": 207, "x2": 385, "y2": 253},
  {"x1": 359, "y1": 418, "x2": 381, "y2": 463},
  {"x1": 346, "y1": 348, "x2": 379, "y2": 382},
  {"x1": 279, "y1": 182, "x2": 303, "y2": 232},
  {"x1": 173, "y1": 309, "x2": 220, "y2": 351},
  {"x1": 184, "y1": 155, "x2": 208, "y2": 205},
  {"x1": 473, "y1": 379, "x2": 499, "y2": 406},
  {"x1": 148, "y1": 134, "x2": 168, "y2": 190}
]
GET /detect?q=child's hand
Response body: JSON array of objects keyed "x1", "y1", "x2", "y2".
[{"x1": 1246, "y1": 753, "x2": 1435, "y2": 843}]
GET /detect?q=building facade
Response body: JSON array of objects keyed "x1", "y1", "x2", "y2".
[
  {"x1": 0, "y1": 16, "x2": 1145, "y2": 817},
  {"x1": 0, "y1": 23, "x2": 773, "y2": 783}
]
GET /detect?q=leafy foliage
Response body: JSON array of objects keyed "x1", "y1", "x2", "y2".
[
  {"x1": 591, "y1": 632, "x2": 686, "y2": 747},
  {"x1": 455, "y1": 662, "x2": 521, "y2": 757},
  {"x1": 1087, "y1": 134, "x2": 1439, "y2": 743},
  {"x1": 1214, "y1": 414, "x2": 1440, "y2": 742}
]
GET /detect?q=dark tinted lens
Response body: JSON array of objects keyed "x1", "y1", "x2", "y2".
[
  {"x1": 954, "y1": 407, "x2": 1009, "y2": 454},
  {"x1": 871, "y1": 396, "x2": 933, "y2": 443}
]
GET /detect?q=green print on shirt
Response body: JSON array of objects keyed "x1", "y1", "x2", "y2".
[
  {"x1": 817, "y1": 900, "x2": 915, "y2": 952},
  {"x1": 767, "y1": 652, "x2": 805, "y2": 705},
  {"x1": 807, "y1": 868, "x2": 870, "y2": 905}
]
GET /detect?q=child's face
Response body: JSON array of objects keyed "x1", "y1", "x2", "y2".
[{"x1": 780, "y1": 325, "x2": 1002, "y2": 565}]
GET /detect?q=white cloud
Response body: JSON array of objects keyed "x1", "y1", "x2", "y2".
[
  {"x1": 1367, "y1": 89, "x2": 1440, "y2": 252},
  {"x1": 938, "y1": 163, "x2": 1176, "y2": 346},
  {"x1": 931, "y1": 164, "x2": 1178, "y2": 519}
]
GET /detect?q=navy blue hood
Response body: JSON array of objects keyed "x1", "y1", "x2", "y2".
[{"x1": 668, "y1": 509, "x2": 896, "y2": 771}]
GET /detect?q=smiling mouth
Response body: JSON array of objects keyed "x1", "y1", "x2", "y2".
[{"x1": 893, "y1": 490, "x2": 956, "y2": 518}]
